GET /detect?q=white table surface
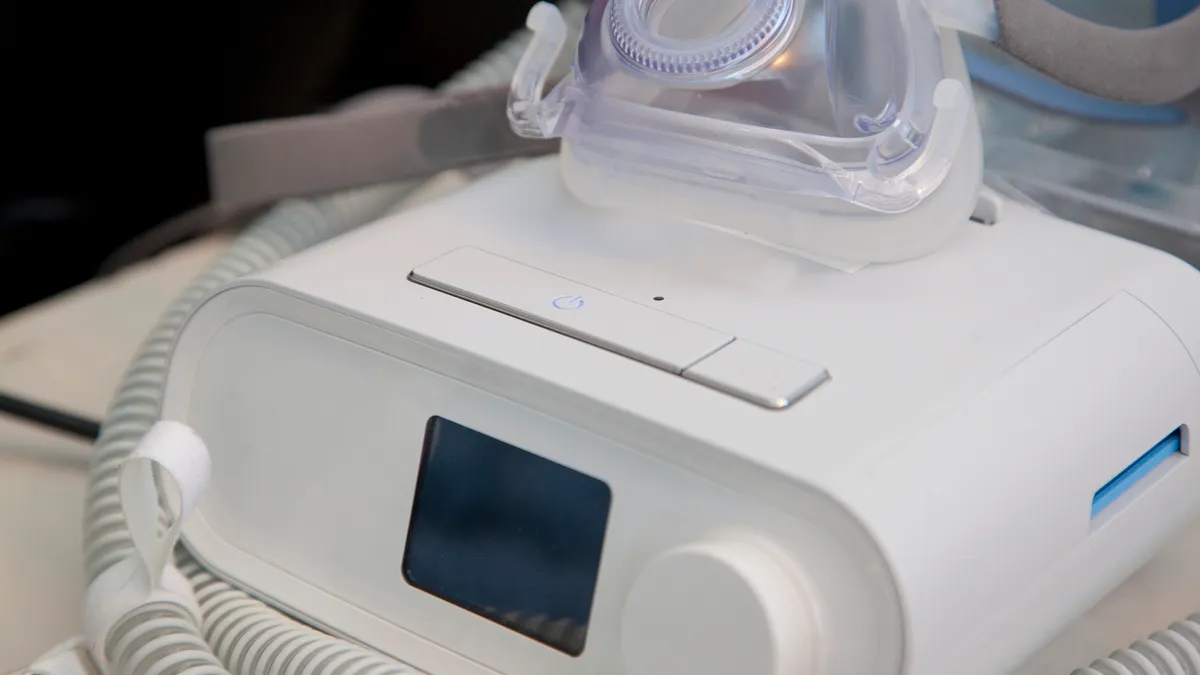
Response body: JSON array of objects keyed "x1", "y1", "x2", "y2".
[{"x1": 0, "y1": 231, "x2": 1196, "y2": 675}]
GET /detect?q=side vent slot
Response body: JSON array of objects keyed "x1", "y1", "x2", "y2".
[{"x1": 1092, "y1": 427, "x2": 1186, "y2": 518}]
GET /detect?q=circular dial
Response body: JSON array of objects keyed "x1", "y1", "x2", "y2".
[{"x1": 620, "y1": 539, "x2": 819, "y2": 675}]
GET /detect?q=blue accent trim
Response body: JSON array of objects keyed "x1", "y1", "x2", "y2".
[
  {"x1": 964, "y1": 49, "x2": 1188, "y2": 125},
  {"x1": 1092, "y1": 428, "x2": 1184, "y2": 517}
]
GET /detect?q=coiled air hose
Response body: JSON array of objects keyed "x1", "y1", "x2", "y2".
[
  {"x1": 81, "y1": 5, "x2": 587, "y2": 675},
  {"x1": 1070, "y1": 614, "x2": 1200, "y2": 675},
  {"x1": 89, "y1": 184, "x2": 420, "y2": 675}
]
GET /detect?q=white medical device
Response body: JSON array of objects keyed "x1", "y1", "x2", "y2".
[
  {"x1": 166, "y1": 153, "x2": 1200, "y2": 675},
  {"x1": 48, "y1": 3, "x2": 1200, "y2": 675}
]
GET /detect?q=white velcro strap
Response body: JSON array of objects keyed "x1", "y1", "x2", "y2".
[{"x1": 83, "y1": 421, "x2": 211, "y2": 674}]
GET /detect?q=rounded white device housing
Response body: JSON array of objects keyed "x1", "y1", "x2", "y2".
[{"x1": 165, "y1": 158, "x2": 1200, "y2": 675}]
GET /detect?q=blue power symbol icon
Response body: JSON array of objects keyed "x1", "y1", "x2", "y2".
[{"x1": 551, "y1": 295, "x2": 585, "y2": 310}]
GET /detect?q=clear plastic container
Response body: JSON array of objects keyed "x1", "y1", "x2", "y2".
[
  {"x1": 978, "y1": 103, "x2": 1200, "y2": 269},
  {"x1": 963, "y1": 17, "x2": 1200, "y2": 271},
  {"x1": 508, "y1": 0, "x2": 972, "y2": 216}
]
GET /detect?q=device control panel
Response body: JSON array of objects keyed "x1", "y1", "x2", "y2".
[{"x1": 410, "y1": 247, "x2": 830, "y2": 409}]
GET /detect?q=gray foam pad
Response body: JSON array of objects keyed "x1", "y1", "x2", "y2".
[
  {"x1": 205, "y1": 86, "x2": 559, "y2": 213},
  {"x1": 996, "y1": 0, "x2": 1200, "y2": 104}
]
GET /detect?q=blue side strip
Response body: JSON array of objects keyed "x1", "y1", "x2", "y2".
[{"x1": 1092, "y1": 428, "x2": 1184, "y2": 517}]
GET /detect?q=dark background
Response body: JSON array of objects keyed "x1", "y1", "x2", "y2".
[{"x1": 0, "y1": 0, "x2": 543, "y2": 317}]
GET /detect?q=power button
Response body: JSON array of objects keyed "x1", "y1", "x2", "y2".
[
  {"x1": 410, "y1": 247, "x2": 732, "y2": 373},
  {"x1": 551, "y1": 295, "x2": 585, "y2": 311}
]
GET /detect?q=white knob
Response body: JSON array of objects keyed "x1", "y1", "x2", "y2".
[{"x1": 620, "y1": 540, "x2": 818, "y2": 675}]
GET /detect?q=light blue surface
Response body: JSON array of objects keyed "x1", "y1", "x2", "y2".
[
  {"x1": 1092, "y1": 428, "x2": 1184, "y2": 517},
  {"x1": 964, "y1": 49, "x2": 1187, "y2": 125}
]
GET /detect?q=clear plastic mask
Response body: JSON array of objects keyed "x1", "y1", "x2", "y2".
[{"x1": 509, "y1": 0, "x2": 971, "y2": 215}]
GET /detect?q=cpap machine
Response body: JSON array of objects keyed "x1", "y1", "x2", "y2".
[{"x1": 34, "y1": 2, "x2": 1200, "y2": 675}]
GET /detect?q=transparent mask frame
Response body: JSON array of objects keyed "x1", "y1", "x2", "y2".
[{"x1": 508, "y1": 0, "x2": 971, "y2": 216}]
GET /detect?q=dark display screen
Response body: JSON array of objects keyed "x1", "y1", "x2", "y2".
[{"x1": 403, "y1": 417, "x2": 612, "y2": 656}]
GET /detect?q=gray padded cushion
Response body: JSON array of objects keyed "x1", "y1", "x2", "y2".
[
  {"x1": 205, "y1": 86, "x2": 558, "y2": 213},
  {"x1": 996, "y1": 0, "x2": 1200, "y2": 104}
]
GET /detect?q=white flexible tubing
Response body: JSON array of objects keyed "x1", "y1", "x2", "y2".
[
  {"x1": 1071, "y1": 613, "x2": 1200, "y2": 675},
  {"x1": 178, "y1": 555, "x2": 418, "y2": 675},
  {"x1": 90, "y1": 186, "x2": 413, "y2": 675},
  {"x1": 84, "y1": 185, "x2": 409, "y2": 584},
  {"x1": 83, "y1": 6, "x2": 589, "y2": 675}
]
